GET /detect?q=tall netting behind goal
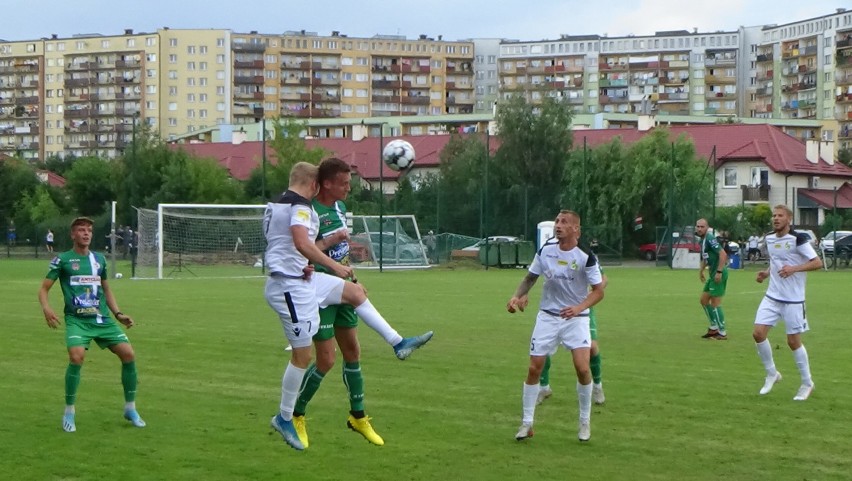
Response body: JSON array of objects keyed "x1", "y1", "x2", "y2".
[
  {"x1": 135, "y1": 204, "x2": 267, "y2": 279},
  {"x1": 348, "y1": 215, "x2": 430, "y2": 269}
]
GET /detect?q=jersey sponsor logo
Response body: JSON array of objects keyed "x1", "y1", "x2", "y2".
[
  {"x1": 295, "y1": 210, "x2": 310, "y2": 223},
  {"x1": 327, "y1": 241, "x2": 350, "y2": 262},
  {"x1": 70, "y1": 275, "x2": 101, "y2": 286},
  {"x1": 557, "y1": 260, "x2": 568, "y2": 266}
]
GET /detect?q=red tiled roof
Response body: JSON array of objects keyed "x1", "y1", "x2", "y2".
[
  {"x1": 173, "y1": 134, "x2": 497, "y2": 181},
  {"x1": 574, "y1": 124, "x2": 852, "y2": 178},
  {"x1": 35, "y1": 169, "x2": 67, "y2": 188},
  {"x1": 798, "y1": 183, "x2": 852, "y2": 209}
]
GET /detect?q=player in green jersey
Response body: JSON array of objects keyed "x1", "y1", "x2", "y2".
[
  {"x1": 292, "y1": 157, "x2": 433, "y2": 448},
  {"x1": 37, "y1": 217, "x2": 145, "y2": 432},
  {"x1": 695, "y1": 218, "x2": 729, "y2": 340}
]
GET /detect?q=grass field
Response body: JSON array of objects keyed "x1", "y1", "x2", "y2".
[{"x1": 2, "y1": 258, "x2": 852, "y2": 481}]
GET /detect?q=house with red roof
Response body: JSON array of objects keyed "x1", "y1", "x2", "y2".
[
  {"x1": 573, "y1": 123, "x2": 852, "y2": 225},
  {"x1": 175, "y1": 123, "x2": 852, "y2": 226}
]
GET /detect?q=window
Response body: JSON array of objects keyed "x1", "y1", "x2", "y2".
[
  {"x1": 216, "y1": 86, "x2": 225, "y2": 95},
  {"x1": 216, "y1": 54, "x2": 225, "y2": 64},
  {"x1": 187, "y1": 61, "x2": 196, "y2": 70},
  {"x1": 187, "y1": 78, "x2": 196, "y2": 86},
  {"x1": 146, "y1": 37, "x2": 156, "y2": 47},
  {"x1": 169, "y1": 86, "x2": 177, "y2": 96},
  {"x1": 216, "y1": 38, "x2": 225, "y2": 47},
  {"x1": 200, "y1": 45, "x2": 208, "y2": 54},
  {"x1": 199, "y1": 109, "x2": 208, "y2": 118},
  {"x1": 199, "y1": 77, "x2": 207, "y2": 86},
  {"x1": 101, "y1": 40, "x2": 110, "y2": 48},
  {"x1": 216, "y1": 70, "x2": 225, "y2": 79},
  {"x1": 723, "y1": 167, "x2": 737, "y2": 187},
  {"x1": 147, "y1": 53, "x2": 157, "y2": 62},
  {"x1": 127, "y1": 38, "x2": 136, "y2": 47},
  {"x1": 216, "y1": 102, "x2": 225, "y2": 111},
  {"x1": 187, "y1": 93, "x2": 196, "y2": 102},
  {"x1": 187, "y1": 46, "x2": 196, "y2": 54},
  {"x1": 169, "y1": 54, "x2": 177, "y2": 64},
  {"x1": 168, "y1": 102, "x2": 177, "y2": 111},
  {"x1": 146, "y1": 85, "x2": 157, "y2": 94},
  {"x1": 169, "y1": 118, "x2": 177, "y2": 126},
  {"x1": 200, "y1": 61, "x2": 207, "y2": 71},
  {"x1": 200, "y1": 93, "x2": 208, "y2": 102},
  {"x1": 187, "y1": 109, "x2": 195, "y2": 118},
  {"x1": 168, "y1": 70, "x2": 178, "y2": 79},
  {"x1": 146, "y1": 69, "x2": 156, "y2": 78},
  {"x1": 343, "y1": 88, "x2": 353, "y2": 97},
  {"x1": 146, "y1": 100, "x2": 156, "y2": 109},
  {"x1": 169, "y1": 38, "x2": 178, "y2": 47}
]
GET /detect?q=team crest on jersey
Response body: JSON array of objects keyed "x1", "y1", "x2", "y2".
[
  {"x1": 71, "y1": 262, "x2": 80, "y2": 271},
  {"x1": 571, "y1": 260, "x2": 578, "y2": 270}
]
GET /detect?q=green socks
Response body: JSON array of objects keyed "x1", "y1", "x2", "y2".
[
  {"x1": 540, "y1": 355, "x2": 551, "y2": 387},
  {"x1": 65, "y1": 363, "x2": 81, "y2": 405},
  {"x1": 343, "y1": 361, "x2": 365, "y2": 413},
  {"x1": 590, "y1": 353, "x2": 602, "y2": 384},
  {"x1": 121, "y1": 361, "x2": 138, "y2": 403},
  {"x1": 294, "y1": 364, "x2": 325, "y2": 416},
  {"x1": 714, "y1": 306, "x2": 726, "y2": 334},
  {"x1": 703, "y1": 304, "x2": 719, "y2": 330}
]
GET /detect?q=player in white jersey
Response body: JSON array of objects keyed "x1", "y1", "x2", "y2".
[
  {"x1": 507, "y1": 210, "x2": 605, "y2": 442},
  {"x1": 752, "y1": 205, "x2": 822, "y2": 401},
  {"x1": 264, "y1": 162, "x2": 426, "y2": 451}
]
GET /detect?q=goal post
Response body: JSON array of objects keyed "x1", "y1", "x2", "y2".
[
  {"x1": 348, "y1": 215, "x2": 430, "y2": 269},
  {"x1": 136, "y1": 204, "x2": 268, "y2": 279}
]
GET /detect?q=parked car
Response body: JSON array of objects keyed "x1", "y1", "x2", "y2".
[
  {"x1": 349, "y1": 231, "x2": 426, "y2": 263},
  {"x1": 758, "y1": 229, "x2": 818, "y2": 259},
  {"x1": 461, "y1": 235, "x2": 519, "y2": 251},
  {"x1": 826, "y1": 234, "x2": 852, "y2": 268},
  {"x1": 639, "y1": 234, "x2": 701, "y2": 261},
  {"x1": 818, "y1": 230, "x2": 852, "y2": 253}
]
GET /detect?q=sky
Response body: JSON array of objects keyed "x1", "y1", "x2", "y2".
[{"x1": 1, "y1": 0, "x2": 847, "y2": 42}]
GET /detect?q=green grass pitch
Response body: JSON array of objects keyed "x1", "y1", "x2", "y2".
[{"x1": 2, "y1": 258, "x2": 852, "y2": 480}]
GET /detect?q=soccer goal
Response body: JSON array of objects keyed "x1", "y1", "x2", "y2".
[
  {"x1": 348, "y1": 214, "x2": 430, "y2": 269},
  {"x1": 135, "y1": 204, "x2": 267, "y2": 279}
]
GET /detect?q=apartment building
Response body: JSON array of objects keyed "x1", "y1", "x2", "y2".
[
  {"x1": 0, "y1": 40, "x2": 43, "y2": 160},
  {"x1": 227, "y1": 30, "x2": 475, "y2": 125},
  {"x1": 471, "y1": 39, "x2": 502, "y2": 113},
  {"x1": 497, "y1": 30, "x2": 743, "y2": 120},
  {"x1": 744, "y1": 9, "x2": 852, "y2": 149}
]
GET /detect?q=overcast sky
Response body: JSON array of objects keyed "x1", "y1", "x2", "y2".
[{"x1": 2, "y1": 0, "x2": 847, "y2": 42}]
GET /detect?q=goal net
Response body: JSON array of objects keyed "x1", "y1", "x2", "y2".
[{"x1": 135, "y1": 204, "x2": 267, "y2": 279}]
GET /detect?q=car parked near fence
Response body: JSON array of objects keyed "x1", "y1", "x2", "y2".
[
  {"x1": 638, "y1": 235, "x2": 701, "y2": 261},
  {"x1": 819, "y1": 230, "x2": 852, "y2": 254},
  {"x1": 461, "y1": 235, "x2": 519, "y2": 252}
]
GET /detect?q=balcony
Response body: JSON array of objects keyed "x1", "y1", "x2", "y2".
[
  {"x1": 837, "y1": 93, "x2": 852, "y2": 104},
  {"x1": 544, "y1": 65, "x2": 567, "y2": 74},
  {"x1": 705, "y1": 57, "x2": 736, "y2": 67},
  {"x1": 372, "y1": 79, "x2": 395, "y2": 88},
  {"x1": 839, "y1": 38, "x2": 852, "y2": 49},
  {"x1": 234, "y1": 59, "x2": 264, "y2": 69},
  {"x1": 234, "y1": 75, "x2": 264, "y2": 85},
  {"x1": 232, "y1": 42, "x2": 266, "y2": 53},
  {"x1": 15, "y1": 96, "x2": 39, "y2": 105},
  {"x1": 401, "y1": 96, "x2": 430, "y2": 105},
  {"x1": 741, "y1": 184, "x2": 770, "y2": 202},
  {"x1": 706, "y1": 92, "x2": 736, "y2": 100},
  {"x1": 65, "y1": 108, "x2": 91, "y2": 118},
  {"x1": 65, "y1": 78, "x2": 91, "y2": 88},
  {"x1": 756, "y1": 53, "x2": 774, "y2": 62},
  {"x1": 235, "y1": 90, "x2": 264, "y2": 100},
  {"x1": 567, "y1": 97, "x2": 584, "y2": 105},
  {"x1": 705, "y1": 75, "x2": 736, "y2": 84},
  {"x1": 755, "y1": 87, "x2": 773, "y2": 96},
  {"x1": 114, "y1": 76, "x2": 140, "y2": 85}
]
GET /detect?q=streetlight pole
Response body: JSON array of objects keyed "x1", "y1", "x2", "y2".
[{"x1": 261, "y1": 116, "x2": 267, "y2": 201}]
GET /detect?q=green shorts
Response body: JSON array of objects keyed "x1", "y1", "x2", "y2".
[
  {"x1": 65, "y1": 319, "x2": 129, "y2": 350},
  {"x1": 589, "y1": 308, "x2": 598, "y2": 341},
  {"x1": 703, "y1": 269, "x2": 729, "y2": 297},
  {"x1": 314, "y1": 304, "x2": 359, "y2": 341}
]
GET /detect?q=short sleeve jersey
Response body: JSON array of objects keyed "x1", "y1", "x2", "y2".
[
  {"x1": 263, "y1": 190, "x2": 317, "y2": 277},
  {"x1": 764, "y1": 230, "x2": 817, "y2": 303},
  {"x1": 528, "y1": 241, "x2": 603, "y2": 316},
  {"x1": 312, "y1": 199, "x2": 350, "y2": 273},
  {"x1": 46, "y1": 250, "x2": 113, "y2": 324},
  {"x1": 700, "y1": 232, "x2": 725, "y2": 272}
]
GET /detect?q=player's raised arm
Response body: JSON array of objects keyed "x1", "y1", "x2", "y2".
[{"x1": 292, "y1": 224, "x2": 352, "y2": 279}]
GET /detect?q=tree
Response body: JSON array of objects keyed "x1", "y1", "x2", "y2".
[
  {"x1": 493, "y1": 95, "x2": 574, "y2": 239},
  {"x1": 0, "y1": 157, "x2": 39, "y2": 230},
  {"x1": 65, "y1": 156, "x2": 115, "y2": 216},
  {"x1": 435, "y1": 133, "x2": 488, "y2": 236},
  {"x1": 838, "y1": 148, "x2": 852, "y2": 168},
  {"x1": 266, "y1": 117, "x2": 327, "y2": 196},
  {"x1": 28, "y1": 185, "x2": 62, "y2": 224}
]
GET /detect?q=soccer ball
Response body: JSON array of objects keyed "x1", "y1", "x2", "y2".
[
  {"x1": 382, "y1": 139, "x2": 416, "y2": 171},
  {"x1": 115, "y1": 273, "x2": 123, "y2": 279}
]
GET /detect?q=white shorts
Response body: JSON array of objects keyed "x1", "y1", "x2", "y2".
[
  {"x1": 529, "y1": 310, "x2": 591, "y2": 356},
  {"x1": 265, "y1": 276, "x2": 318, "y2": 348},
  {"x1": 312, "y1": 272, "x2": 345, "y2": 308},
  {"x1": 754, "y1": 297, "x2": 809, "y2": 335}
]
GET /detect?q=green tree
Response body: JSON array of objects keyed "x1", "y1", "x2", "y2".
[
  {"x1": 838, "y1": 148, "x2": 852, "y2": 168},
  {"x1": 435, "y1": 133, "x2": 488, "y2": 236},
  {"x1": 266, "y1": 117, "x2": 327, "y2": 197},
  {"x1": 493, "y1": 95, "x2": 574, "y2": 239},
  {"x1": 0, "y1": 157, "x2": 39, "y2": 228},
  {"x1": 28, "y1": 185, "x2": 62, "y2": 224},
  {"x1": 65, "y1": 156, "x2": 115, "y2": 216}
]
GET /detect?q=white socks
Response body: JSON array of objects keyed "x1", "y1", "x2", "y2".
[
  {"x1": 279, "y1": 362, "x2": 306, "y2": 421},
  {"x1": 577, "y1": 382, "x2": 593, "y2": 422},
  {"x1": 64, "y1": 405, "x2": 75, "y2": 415},
  {"x1": 522, "y1": 383, "x2": 539, "y2": 425},
  {"x1": 125, "y1": 401, "x2": 136, "y2": 411},
  {"x1": 755, "y1": 339, "x2": 777, "y2": 377},
  {"x1": 792, "y1": 345, "x2": 813, "y2": 386},
  {"x1": 354, "y1": 299, "x2": 403, "y2": 346}
]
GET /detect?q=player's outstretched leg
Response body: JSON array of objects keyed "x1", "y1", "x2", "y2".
[
  {"x1": 393, "y1": 331, "x2": 434, "y2": 360},
  {"x1": 292, "y1": 415, "x2": 309, "y2": 448},
  {"x1": 121, "y1": 361, "x2": 146, "y2": 427}
]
